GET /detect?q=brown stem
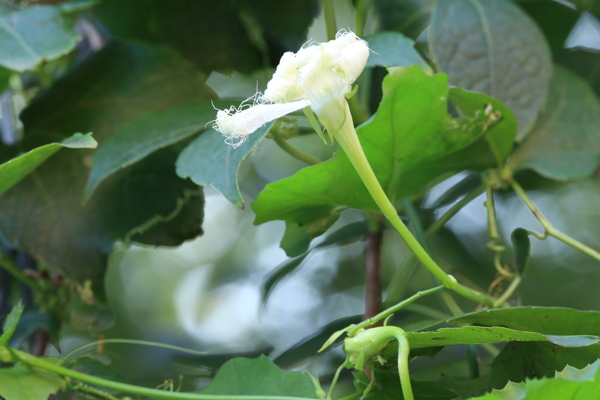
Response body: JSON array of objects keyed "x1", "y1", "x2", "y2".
[{"x1": 364, "y1": 217, "x2": 383, "y2": 323}]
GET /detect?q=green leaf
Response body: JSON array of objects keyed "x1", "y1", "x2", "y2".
[
  {"x1": 446, "y1": 342, "x2": 600, "y2": 398},
  {"x1": 0, "y1": 133, "x2": 96, "y2": 197},
  {"x1": 0, "y1": 5, "x2": 80, "y2": 71},
  {"x1": 9, "y1": 307, "x2": 60, "y2": 350},
  {"x1": 511, "y1": 228, "x2": 531, "y2": 277},
  {"x1": 518, "y1": 0, "x2": 580, "y2": 51},
  {"x1": 0, "y1": 365, "x2": 64, "y2": 400},
  {"x1": 92, "y1": 0, "x2": 318, "y2": 73},
  {"x1": 85, "y1": 101, "x2": 225, "y2": 201},
  {"x1": 374, "y1": 0, "x2": 431, "y2": 40},
  {"x1": 176, "y1": 123, "x2": 273, "y2": 208},
  {"x1": 280, "y1": 212, "x2": 341, "y2": 257},
  {"x1": 365, "y1": 31, "x2": 431, "y2": 72},
  {"x1": 429, "y1": 0, "x2": 551, "y2": 140},
  {"x1": 199, "y1": 355, "x2": 317, "y2": 398},
  {"x1": 253, "y1": 66, "x2": 505, "y2": 231},
  {"x1": 506, "y1": 66, "x2": 600, "y2": 180},
  {"x1": 262, "y1": 221, "x2": 369, "y2": 307},
  {"x1": 425, "y1": 306, "x2": 600, "y2": 335},
  {"x1": 555, "y1": 48, "x2": 600, "y2": 97},
  {"x1": 0, "y1": 302, "x2": 23, "y2": 346},
  {"x1": 473, "y1": 360, "x2": 600, "y2": 400},
  {"x1": 403, "y1": 326, "x2": 600, "y2": 350},
  {"x1": 0, "y1": 41, "x2": 212, "y2": 288},
  {"x1": 354, "y1": 369, "x2": 457, "y2": 400},
  {"x1": 449, "y1": 88, "x2": 517, "y2": 167}
]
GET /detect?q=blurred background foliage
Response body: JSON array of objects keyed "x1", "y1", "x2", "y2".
[{"x1": 1, "y1": 0, "x2": 600, "y2": 396}]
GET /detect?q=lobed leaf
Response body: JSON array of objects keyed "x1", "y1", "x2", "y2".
[{"x1": 253, "y1": 66, "x2": 508, "y2": 237}]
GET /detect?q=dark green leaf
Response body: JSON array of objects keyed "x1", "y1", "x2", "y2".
[
  {"x1": 199, "y1": 355, "x2": 317, "y2": 398},
  {"x1": 262, "y1": 221, "x2": 369, "y2": 306},
  {"x1": 519, "y1": 0, "x2": 580, "y2": 51},
  {"x1": 431, "y1": 307, "x2": 600, "y2": 335},
  {"x1": 0, "y1": 365, "x2": 64, "y2": 400},
  {"x1": 93, "y1": 0, "x2": 318, "y2": 73},
  {"x1": 555, "y1": 48, "x2": 600, "y2": 97},
  {"x1": 9, "y1": 307, "x2": 60, "y2": 349},
  {"x1": 365, "y1": 31, "x2": 430, "y2": 71},
  {"x1": 85, "y1": 101, "x2": 224, "y2": 201},
  {"x1": 176, "y1": 124, "x2": 273, "y2": 208},
  {"x1": 0, "y1": 302, "x2": 23, "y2": 346},
  {"x1": 472, "y1": 360, "x2": 600, "y2": 400},
  {"x1": 354, "y1": 369, "x2": 457, "y2": 400},
  {"x1": 445, "y1": 342, "x2": 600, "y2": 398},
  {"x1": 280, "y1": 212, "x2": 340, "y2": 257},
  {"x1": 430, "y1": 0, "x2": 551, "y2": 140},
  {"x1": 0, "y1": 5, "x2": 80, "y2": 71},
  {"x1": 274, "y1": 315, "x2": 362, "y2": 368},
  {"x1": 506, "y1": 66, "x2": 600, "y2": 180},
  {"x1": 0, "y1": 41, "x2": 212, "y2": 287},
  {"x1": 374, "y1": 0, "x2": 431, "y2": 40},
  {"x1": 130, "y1": 190, "x2": 205, "y2": 247},
  {"x1": 0, "y1": 133, "x2": 96, "y2": 197},
  {"x1": 429, "y1": 172, "x2": 481, "y2": 209},
  {"x1": 511, "y1": 228, "x2": 531, "y2": 277},
  {"x1": 253, "y1": 66, "x2": 504, "y2": 230}
]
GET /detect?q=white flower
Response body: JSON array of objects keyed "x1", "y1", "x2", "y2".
[{"x1": 214, "y1": 30, "x2": 369, "y2": 147}]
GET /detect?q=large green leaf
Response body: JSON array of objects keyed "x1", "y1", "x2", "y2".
[
  {"x1": 374, "y1": 0, "x2": 431, "y2": 40},
  {"x1": 253, "y1": 66, "x2": 504, "y2": 229},
  {"x1": 0, "y1": 365, "x2": 64, "y2": 400},
  {"x1": 199, "y1": 356, "x2": 317, "y2": 398},
  {"x1": 446, "y1": 342, "x2": 600, "y2": 398},
  {"x1": 0, "y1": 41, "x2": 212, "y2": 287},
  {"x1": 176, "y1": 123, "x2": 274, "y2": 208},
  {"x1": 430, "y1": 307, "x2": 600, "y2": 335},
  {"x1": 85, "y1": 101, "x2": 224, "y2": 201},
  {"x1": 354, "y1": 370, "x2": 457, "y2": 400},
  {"x1": 472, "y1": 360, "x2": 600, "y2": 400},
  {"x1": 506, "y1": 66, "x2": 600, "y2": 180},
  {"x1": 403, "y1": 326, "x2": 600, "y2": 349},
  {"x1": 0, "y1": 133, "x2": 96, "y2": 197},
  {"x1": 93, "y1": 0, "x2": 318, "y2": 73},
  {"x1": 0, "y1": 5, "x2": 80, "y2": 71},
  {"x1": 429, "y1": 0, "x2": 551, "y2": 140},
  {"x1": 365, "y1": 31, "x2": 431, "y2": 72}
]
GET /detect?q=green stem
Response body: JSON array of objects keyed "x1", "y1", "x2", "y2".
[
  {"x1": 493, "y1": 275, "x2": 522, "y2": 308},
  {"x1": 321, "y1": 0, "x2": 337, "y2": 41},
  {"x1": 12, "y1": 349, "x2": 318, "y2": 400},
  {"x1": 64, "y1": 338, "x2": 207, "y2": 360},
  {"x1": 333, "y1": 117, "x2": 494, "y2": 306},
  {"x1": 270, "y1": 130, "x2": 321, "y2": 165},
  {"x1": 510, "y1": 179, "x2": 600, "y2": 262},
  {"x1": 354, "y1": 0, "x2": 370, "y2": 37},
  {"x1": 326, "y1": 361, "x2": 349, "y2": 400},
  {"x1": 425, "y1": 186, "x2": 485, "y2": 237},
  {"x1": 350, "y1": 285, "x2": 445, "y2": 335},
  {"x1": 484, "y1": 183, "x2": 513, "y2": 278},
  {"x1": 0, "y1": 253, "x2": 38, "y2": 291},
  {"x1": 395, "y1": 334, "x2": 414, "y2": 400},
  {"x1": 337, "y1": 392, "x2": 362, "y2": 400}
]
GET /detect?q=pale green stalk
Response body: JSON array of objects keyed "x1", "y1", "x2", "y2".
[
  {"x1": 11, "y1": 349, "x2": 319, "y2": 400},
  {"x1": 270, "y1": 129, "x2": 321, "y2": 165},
  {"x1": 321, "y1": 0, "x2": 337, "y2": 41},
  {"x1": 511, "y1": 179, "x2": 600, "y2": 262},
  {"x1": 326, "y1": 99, "x2": 494, "y2": 306}
]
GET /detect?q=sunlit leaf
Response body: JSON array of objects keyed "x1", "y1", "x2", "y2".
[{"x1": 0, "y1": 365, "x2": 64, "y2": 400}]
